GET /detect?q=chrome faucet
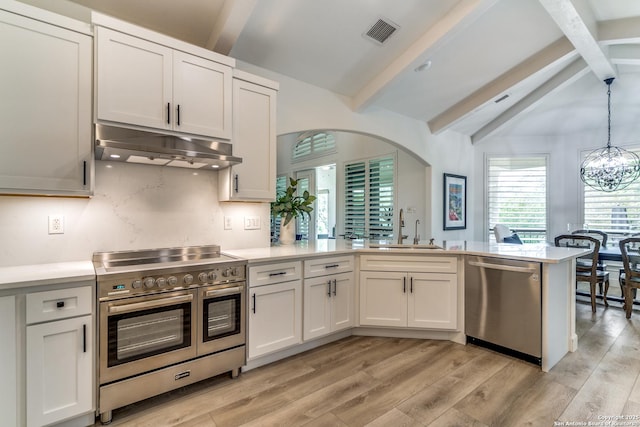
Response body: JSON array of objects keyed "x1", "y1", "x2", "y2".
[
  {"x1": 397, "y1": 208, "x2": 408, "y2": 244},
  {"x1": 413, "y1": 219, "x2": 420, "y2": 244}
]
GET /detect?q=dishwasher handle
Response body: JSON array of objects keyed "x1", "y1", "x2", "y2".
[{"x1": 468, "y1": 260, "x2": 538, "y2": 274}]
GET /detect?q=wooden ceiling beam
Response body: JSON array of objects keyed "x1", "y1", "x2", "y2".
[
  {"x1": 598, "y1": 17, "x2": 640, "y2": 45},
  {"x1": 428, "y1": 37, "x2": 576, "y2": 135},
  {"x1": 538, "y1": 0, "x2": 616, "y2": 81},
  {"x1": 471, "y1": 58, "x2": 590, "y2": 144},
  {"x1": 205, "y1": 0, "x2": 257, "y2": 55},
  {"x1": 351, "y1": 0, "x2": 500, "y2": 113}
]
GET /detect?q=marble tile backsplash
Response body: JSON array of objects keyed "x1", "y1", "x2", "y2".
[{"x1": 0, "y1": 161, "x2": 269, "y2": 267}]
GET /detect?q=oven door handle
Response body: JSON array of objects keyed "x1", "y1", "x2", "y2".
[
  {"x1": 108, "y1": 294, "x2": 194, "y2": 314},
  {"x1": 205, "y1": 286, "x2": 242, "y2": 297}
]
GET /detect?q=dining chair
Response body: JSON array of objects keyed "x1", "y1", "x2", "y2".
[
  {"x1": 555, "y1": 234, "x2": 609, "y2": 312},
  {"x1": 619, "y1": 237, "x2": 640, "y2": 319},
  {"x1": 493, "y1": 224, "x2": 512, "y2": 243},
  {"x1": 571, "y1": 229, "x2": 609, "y2": 273}
]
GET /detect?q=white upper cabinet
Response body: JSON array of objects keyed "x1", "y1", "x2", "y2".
[
  {"x1": 219, "y1": 72, "x2": 278, "y2": 201},
  {"x1": 0, "y1": 5, "x2": 92, "y2": 196},
  {"x1": 95, "y1": 22, "x2": 232, "y2": 140},
  {"x1": 96, "y1": 27, "x2": 172, "y2": 131}
]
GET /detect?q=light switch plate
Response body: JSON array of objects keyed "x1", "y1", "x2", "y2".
[
  {"x1": 224, "y1": 216, "x2": 232, "y2": 230},
  {"x1": 244, "y1": 216, "x2": 261, "y2": 230}
]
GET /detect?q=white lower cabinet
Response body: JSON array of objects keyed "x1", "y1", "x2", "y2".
[
  {"x1": 26, "y1": 316, "x2": 93, "y2": 427},
  {"x1": 303, "y1": 271, "x2": 354, "y2": 340},
  {"x1": 248, "y1": 262, "x2": 302, "y2": 359},
  {"x1": 0, "y1": 296, "x2": 17, "y2": 427},
  {"x1": 359, "y1": 255, "x2": 458, "y2": 330},
  {"x1": 25, "y1": 285, "x2": 94, "y2": 427}
]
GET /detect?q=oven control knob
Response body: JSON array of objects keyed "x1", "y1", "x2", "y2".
[
  {"x1": 167, "y1": 276, "x2": 178, "y2": 286},
  {"x1": 156, "y1": 277, "x2": 167, "y2": 288},
  {"x1": 222, "y1": 268, "x2": 231, "y2": 277},
  {"x1": 143, "y1": 277, "x2": 155, "y2": 288},
  {"x1": 198, "y1": 272, "x2": 208, "y2": 282},
  {"x1": 208, "y1": 271, "x2": 218, "y2": 281},
  {"x1": 132, "y1": 279, "x2": 142, "y2": 289},
  {"x1": 183, "y1": 274, "x2": 193, "y2": 285}
]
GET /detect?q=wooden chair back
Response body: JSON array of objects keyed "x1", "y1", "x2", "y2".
[
  {"x1": 570, "y1": 229, "x2": 608, "y2": 248},
  {"x1": 554, "y1": 234, "x2": 600, "y2": 275},
  {"x1": 620, "y1": 237, "x2": 640, "y2": 283}
]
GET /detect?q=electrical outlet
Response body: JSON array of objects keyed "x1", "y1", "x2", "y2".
[
  {"x1": 244, "y1": 216, "x2": 261, "y2": 230},
  {"x1": 48, "y1": 215, "x2": 64, "y2": 234},
  {"x1": 224, "y1": 216, "x2": 232, "y2": 230}
]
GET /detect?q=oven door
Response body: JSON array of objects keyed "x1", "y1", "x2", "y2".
[
  {"x1": 100, "y1": 290, "x2": 197, "y2": 384},
  {"x1": 197, "y1": 282, "x2": 246, "y2": 356}
]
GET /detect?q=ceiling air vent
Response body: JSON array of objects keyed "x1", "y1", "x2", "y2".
[{"x1": 363, "y1": 17, "x2": 400, "y2": 45}]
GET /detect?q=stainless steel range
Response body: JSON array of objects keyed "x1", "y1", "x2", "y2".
[{"x1": 93, "y1": 245, "x2": 246, "y2": 425}]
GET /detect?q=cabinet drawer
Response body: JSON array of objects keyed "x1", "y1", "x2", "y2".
[
  {"x1": 26, "y1": 286, "x2": 92, "y2": 324},
  {"x1": 304, "y1": 255, "x2": 354, "y2": 278},
  {"x1": 360, "y1": 255, "x2": 457, "y2": 273},
  {"x1": 249, "y1": 261, "x2": 302, "y2": 287}
]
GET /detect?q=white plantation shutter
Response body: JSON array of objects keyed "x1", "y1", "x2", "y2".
[
  {"x1": 344, "y1": 156, "x2": 394, "y2": 239},
  {"x1": 583, "y1": 146, "x2": 640, "y2": 243},
  {"x1": 296, "y1": 176, "x2": 311, "y2": 239},
  {"x1": 271, "y1": 175, "x2": 288, "y2": 242},
  {"x1": 487, "y1": 156, "x2": 547, "y2": 243},
  {"x1": 293, "y1": 132, "x2": 336, "y2": 161}
]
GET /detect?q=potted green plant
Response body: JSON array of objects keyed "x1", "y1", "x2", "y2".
[{"x1": 271, "y1": 178, "x2": 316, "y2": 244}]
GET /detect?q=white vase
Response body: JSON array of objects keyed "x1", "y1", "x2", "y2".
[{"x1": 279, "y1": 220, "x2": 295, "y2": 245}]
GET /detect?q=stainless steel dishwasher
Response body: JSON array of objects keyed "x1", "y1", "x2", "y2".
[{"x1": 465, "y1": 255, "x2": 542, "y2": 364}]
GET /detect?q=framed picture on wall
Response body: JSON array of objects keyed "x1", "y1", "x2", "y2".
[{"x1": 443, "y1": 173, "x2": 467, "y2": 230}]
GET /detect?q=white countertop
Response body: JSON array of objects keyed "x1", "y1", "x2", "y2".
[
  {"x1": 0, "y1": 261, "x2": 95, "y2": 291},
  {"x1": 224, "y1": 239, "x2": 589, "y2": 264}
]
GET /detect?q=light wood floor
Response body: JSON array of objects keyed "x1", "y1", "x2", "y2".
[{"x1": 99, "y1": 297, "x2": 640, "y2": 427}]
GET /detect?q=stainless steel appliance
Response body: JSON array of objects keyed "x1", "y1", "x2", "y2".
[
  {"x1": 465, "y1": 255, "x2": 542, "y2": 364},
  {"x1": 93, "y1": 245, "x2": 246, "y2": 424}
]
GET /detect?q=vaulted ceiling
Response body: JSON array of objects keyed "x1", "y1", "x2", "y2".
[{"x1": 66, "y1": 0, "x2": 640, "y2": 143}]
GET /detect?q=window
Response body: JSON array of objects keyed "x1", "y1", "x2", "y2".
[
  {"x1": 344, "y1": 156, "x2": 394, "y2": 239},
  {"x1": 293, "y1": 132, "x2": 336, "y2": 161},
  {"x1": 583, "y1": 146, "x2": 640, "y2": 244},
  {"x1": 486, "y1": 156, "x2": 548, "y2": 243}
]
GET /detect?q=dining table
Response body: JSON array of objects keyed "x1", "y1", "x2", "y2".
[{"x1": 599, "y1": 246, "x2": 623, "y2": 262}]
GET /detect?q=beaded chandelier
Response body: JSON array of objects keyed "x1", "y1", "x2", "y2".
[{"x1": 580, "y1": 78, "x2": 640, "y2": 192}]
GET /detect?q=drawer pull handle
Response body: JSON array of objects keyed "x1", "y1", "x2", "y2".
[
  {"x1": 324, "y1": 264, "x2": 340, "y2": 269},
  {"x1": 269, "y1": 272, "x2": 287, "y2": 277},
  {"x1": 56, "y1": 301, "x2": 65, "y2": 309}
]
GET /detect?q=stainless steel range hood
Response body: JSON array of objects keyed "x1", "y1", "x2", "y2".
[{"x1": 95, "y1": 124, "x2": 242, "y2": 170}]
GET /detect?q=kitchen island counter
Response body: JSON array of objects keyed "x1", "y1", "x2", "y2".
[{"x1": 224, "y1": 239, "x2": 588, "y2": 264}]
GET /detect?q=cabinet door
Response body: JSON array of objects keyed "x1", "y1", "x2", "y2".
[
  {"x1": 0, "y1": 296, "x2": 16, "y2": 427},
  {"x1": 248, "y1": 280, "x2": 302, "y2": 359},
  {"x1": 220, "y1": 79, "x2": 276, "y2": 201},
  {"x1": 96, "y1": 27, "x2": 172, "y2": 130},
  {"x1": 173, "y1": 51, "x2": 232, "y2": 138},
  {"x1": 359, "y1": 271, "x2": 407, "y2": 327},
  {"x1": 0, "y1": 11, "x2": 92, "y2": 195},
  {"x1": 408, "y1": 273, "x2": 458, "y2": 329},
  {"x1": 331, "y1": 272, "x2": 355, "y2": 332},
  {"x1": 303, "y1": 276, "x2": 332, "y2": 340},
  {"x1": 26, "y1": 315, "x2": 93, "y2": 427}
]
